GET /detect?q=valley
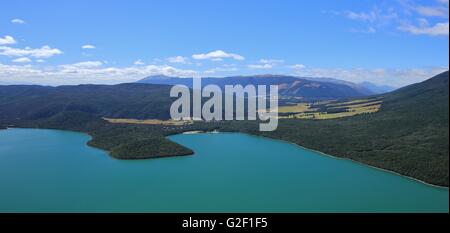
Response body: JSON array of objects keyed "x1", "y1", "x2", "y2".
[
  {"x1": 0, "y1": 71, "x2": 449, "y2": 186},
  {"x1": 278, "y1": 97, "x2": 382, "y2": 119}
]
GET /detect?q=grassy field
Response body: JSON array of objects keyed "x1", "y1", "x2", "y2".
[
  {"x1": 1, "y1": 71, "x2": 447, "y2": 186},
  {"x1": 105, "y1": 97, "x2": 382, "y2": 122},
  {"x1": 278, "y1": 103, "x2": 314, "y2": 113},
  {"x1": 278, "y1": 97, "x2": 382, "y2": 119}
]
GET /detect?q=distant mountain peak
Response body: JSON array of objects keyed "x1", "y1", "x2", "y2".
[
  {"x1": 144, "y1": 75, "x2": 176, "y2": 80},
  {"x1": 138, "y1": 74, "x2": 373, "y2": 99},
  {"x1": 252, "y1": 74, "x2": 294, "y2": 78},
  {"x1": 358, "y1": 81, "x2": 396, "y2": 94}
]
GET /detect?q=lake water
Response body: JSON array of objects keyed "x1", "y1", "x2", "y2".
[{"x1": 0, "y1": 128, "x2": 448, "y2": 212}]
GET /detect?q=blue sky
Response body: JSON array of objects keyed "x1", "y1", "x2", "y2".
[{"x1": 0, "y1": 0, "x2": 448, "y2": 86}]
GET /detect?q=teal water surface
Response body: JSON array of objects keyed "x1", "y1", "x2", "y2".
[{"x1": 0, "y1": 128, "x2": 448, "y2": 212}]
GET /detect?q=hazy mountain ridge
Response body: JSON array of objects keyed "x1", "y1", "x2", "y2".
[
  {"x1": 267, "y1": 71, "x2": 449, "y2": 186},
  {"x1": 359, "y1": 81, "x2": 396, "y2": 94},
  {"x1": 138, "y1": 74, "x2": 374, "y2": 99},
  {"x1": 0, "y1": 71, "x2": 448, "y2": 186},
  {"x1": 301, "y1": 76, "x2": 396, "y2": 94}
]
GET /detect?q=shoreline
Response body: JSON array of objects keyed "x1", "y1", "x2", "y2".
[
  {"x1": 181, "y1": 130, "x2": 220, "y2": 134},
  {"x1": 175, "y1": 130, "x2": 449, "y2": 190},
  {"x1": 4, "y1": 127, "x2": 194, "y2": 161},
  {"x1": 181, "y1": 130, "x2": 204, "y2": 134},
  {"x1": 266, "y1": 136, "x2": 449, "y2": 190},
  {"x1": 3, "y1": 127, "x2": 449, "y2": 189}
]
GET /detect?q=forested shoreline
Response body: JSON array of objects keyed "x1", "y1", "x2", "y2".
[{"x1": 1, "y1": 71, "x2": 448, "y2": 186}]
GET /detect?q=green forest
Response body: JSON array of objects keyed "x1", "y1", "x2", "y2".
[{"x1": 0, "y1": 71, "x2": 448, "y2": 186}]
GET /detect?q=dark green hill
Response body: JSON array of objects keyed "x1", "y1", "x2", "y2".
[
  {"x1": 382, "y1": 71, "x2": 449, "y2": 114},
  {"x1": 0, "y1": 83, "x2": 195, "y2": 160},
  {"x1": 0, "y1": 71, "x2": 448, "y2": 186},
  {"x1": 217, "y1": 71, "x2": 449, "y2": 186},
  {"x1": 0, "y1": 83, "x2": 174, "y2": 121},
  {"x1": 138, "y1": 74, "x2": 373, "y2": 99}
]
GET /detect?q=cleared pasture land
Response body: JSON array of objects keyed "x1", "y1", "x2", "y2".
[{"x1": 278, "y1": 97, "x2": 382, "y2": 119}]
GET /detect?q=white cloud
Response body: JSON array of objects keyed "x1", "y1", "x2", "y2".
[
  {"x1": 248, "y1": 58, "x2": 284, "y2": 69},
  {"x1": 204, "y1": 66, "x2": 238, "y2": 74},
  {"x1": 289, "y1": 64, "x2": 306, "y2": 69},
  {"x1": 326, "y1": 7, "x2": 398, "y2": 34},
  {"x1": 192, "y1": 50, "x2": 244, "y2": 61},
  {"x1": 222, "y1": 63, "x2": 236, "y2": 67},
  {"x1": 367, "y1": 27, "x2": 377, "y2": 33},
  {"x1": 335, "y1": 1, "x2": 450, "y2": 35},
  {"x1": 36, "y1": 59, "x2": 45, "y2": 63},
  {"x1": 167, "y1": 56, "x2": 188, "y2": 64},
  {"x1": 398, "y1": 0, "x2": 449, "y2": 36},
  {"x1": 0, "y1": 45, "x2": 62, "y2": 58},
  {"x1": 0, "y1": 63, "x2": 199, "y2": 85},
  {"x1": 61, "y1": 61, "x2": 103, "y2": 69},
  {"x1": 414, "y1": 5, "x2": 448, "y2": 17},
  {"x1": 12, "y1": 57, "x2": 31, "y2": 63},
  {"x1": 399, "y1": 21, "x2": 449, "y2": 36},
  {"x1": 0, "y1": 36, "x2": 16, "y2": 45},
  {"x1": 81, "y1": 44, "x2": 96, "y2": 49},
  {"x1": 11, "y1": 18, "x2": 26, "y2": 24},
  {"x1": 1, "y1": 62, "x2": 447, "y2": 87},
  {"x1": 416, "y1": 18, "x2": 430, "y2": 27},
  {"x1": 350, "y1": 26, "x2": 377, "y2": 33},
  {"x1": 345, "y1": 7, "x2": 398, "y2": 24},
  {"x1": 248, "y1": 64, "x2": 273, "y2": 69},
  {"x1": 259, "y1": 59, "x2": 284, "y2": 64},
  {"x1": 134, "y1": 59, "x2": 144, "y2": 65},
  {"x1": 346, "y1": 11, "x2": 376, "y2": 22},
  {"x1": 292, "y1": 67, "x2": 448, "y2": 87}
]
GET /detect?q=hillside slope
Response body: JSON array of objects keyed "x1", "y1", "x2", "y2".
[
  {"x1": 0, "y1": 72, "x2": 448, "y2": 186},
  {"x1": 221, "y1": 71, "x2": 449, "y2": 186},
  {"x1": 138, "y1": 75, "x2": 373, "y2": 99},
  {"x1": 0, "y1": 83, "x2": 174, "y2": 121}
]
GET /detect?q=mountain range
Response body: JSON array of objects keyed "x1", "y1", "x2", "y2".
[
  {"x1": 300, "y1": 76, "x2": 396, "y2": 94},
  {"x1": 0, "y1": 71, "x2": 448, "y2": 186},
  {"x1": 138, "y1": 74, "x2": 379, "y2": 99},
  {"x1": 257, "y1": 71, "x2": 449, "y2": 186},
  {"x1": 359, "y1": 81, "x2": 396, "y2": 94}
]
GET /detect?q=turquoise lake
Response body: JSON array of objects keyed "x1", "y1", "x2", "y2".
[{"x1": 0, "y1": 128, "x2": 448, "y2": 212}]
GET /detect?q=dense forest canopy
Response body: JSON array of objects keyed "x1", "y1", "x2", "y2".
[{"x1": 0, "y1": 71, "x2": 448, "y2": 186}]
